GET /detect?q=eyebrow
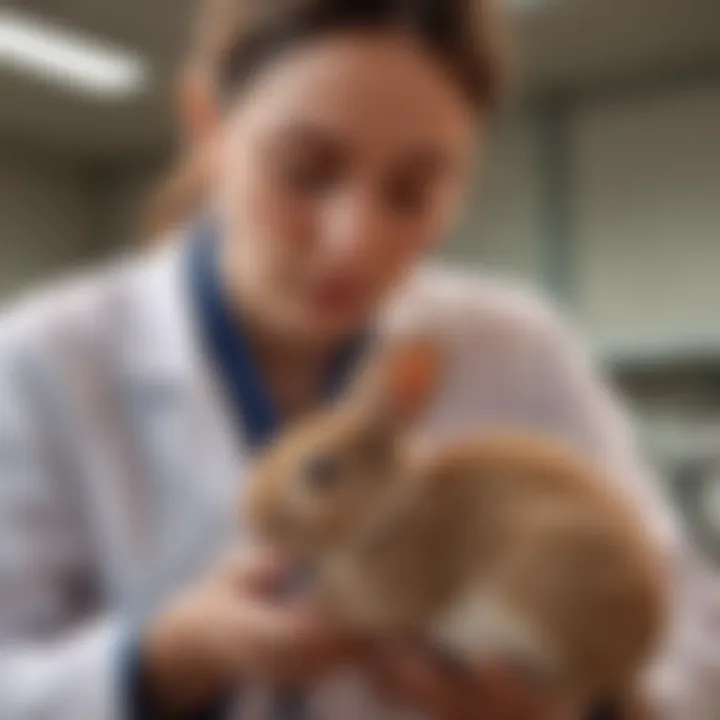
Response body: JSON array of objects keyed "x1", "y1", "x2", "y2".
[
  {"x1": 393, "y1": 147, "x2": 459, "y2": 178},
  {"x1": 271, "y1": 120, "x2": 461, "y2": 176},
  {"x1": 271, "y1": 121, "x2": 347, "y2": 152}
]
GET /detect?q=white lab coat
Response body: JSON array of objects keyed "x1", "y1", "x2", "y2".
[{"x1": 0, "y1": 239, "x2": 716, "y2": 720}]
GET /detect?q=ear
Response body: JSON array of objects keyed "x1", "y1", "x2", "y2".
[
  {"x1": 383, "y1": 337, "x2": 443, "y2": 423},
  {"x1": 350, "y1": 336, "x2": 443, "y2": 428},
  {"x1": 176, "y1": 65, "x2": 222, "y2": 145}
]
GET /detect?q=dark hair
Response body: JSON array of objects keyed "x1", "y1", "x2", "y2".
[
  {"x1": 142, "y1": 0, "x2": 505, "y2": 240},
  {"x1": 199, "y1": 0, "x2": 504, "y2": 108}
]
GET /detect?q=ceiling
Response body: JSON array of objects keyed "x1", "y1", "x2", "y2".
[{"x1": 0, "y1": 0, "x2": 718, "y2": 160}]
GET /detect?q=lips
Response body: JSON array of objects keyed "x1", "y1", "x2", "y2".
[{"x1": 308, "y1": 278, "x2": 364, "y2": 314}]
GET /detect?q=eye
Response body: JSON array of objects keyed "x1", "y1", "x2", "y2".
[
  {"x1": 267, "y1": 123, "x2": 347, "y2": 197},
  {"x1": 383, "y1": 175, "x2": 432, "y2": 215},
  {"x1": 302, "y1": 453, "x2": 343, "y2": 492},
  {"x1": 359, "y1": 435, "x2": 391, "y2": 472},
  {"x1": 383, "y1": 151, "x2": 448, "y2": 216},
  {"x1": 280, "y1": 153, "x2": 343, "y2": 195}
]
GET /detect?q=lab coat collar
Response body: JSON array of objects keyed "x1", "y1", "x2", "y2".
[{"x1": 119, "y1": 234, "x2": 207, "y2": 391}]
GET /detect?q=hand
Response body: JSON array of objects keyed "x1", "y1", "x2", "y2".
[
  {"x1": 142, "y1": 547, "x2": 361, "y2": 714},
  {"x1": 365, "y1": 641, "x2": 581, "y2": 720}
]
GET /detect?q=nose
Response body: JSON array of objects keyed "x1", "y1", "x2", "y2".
[{"x1": 321, "y1": 189, "x2": 385, "y2": 263}]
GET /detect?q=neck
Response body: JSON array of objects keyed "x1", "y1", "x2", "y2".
[
  {"x1": 219, "y1": 276, "x2": 339, "y2": 421},
  {"x1": 246, "y1": 313, "x2": 334, "y2": 419}
]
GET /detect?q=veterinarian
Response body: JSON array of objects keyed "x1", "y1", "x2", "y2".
[{"x1": 0, "y1": 0, "x2": 717, "y2": 718}]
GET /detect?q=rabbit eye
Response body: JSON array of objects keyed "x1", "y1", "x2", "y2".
[{"x1": 302, "y1": 454, "x2": 342, "y2": 492}]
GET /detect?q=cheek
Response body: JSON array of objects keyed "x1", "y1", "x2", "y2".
[
  {"x1": 220, "y1": 150, "x2": 319, "y2": 289},
  {"x1": 246, "y1": 166, "x2": 315, "y2": 257}
]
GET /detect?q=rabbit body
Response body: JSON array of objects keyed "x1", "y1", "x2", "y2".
[
  {"x1": 245, "y1": 341, "x2": 667, "y2": 709},
  {"x1": 327, "y1": 438, "x2": 663, "y2": 698}
]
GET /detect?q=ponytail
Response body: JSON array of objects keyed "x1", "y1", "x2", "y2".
[{"x1": 140, "y1": 144, "x2": 211, "y2": 242}]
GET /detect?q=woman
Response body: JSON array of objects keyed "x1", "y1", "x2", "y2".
[{"x1": 0, "y1": 0, "x2": 716, "y2": 718}]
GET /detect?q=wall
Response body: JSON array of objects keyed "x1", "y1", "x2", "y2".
[
  {"x1": 572, "y1": 85, "x2": 720, "y2": 359},
  {"x1": 91, "y1": 157, "x2": 165, "y2": 251},
  {"x1": 450, "y1": 82, "x2": 720, "y2": 363},
  {"x1": 446, "y1": 113, "x2": 546, "y2": 289},
  {"x1": 0, "y1": 142, "x2": 167, "y2": 301},
  {"x1": 0, "y1": 142, "x2": 99, "y2": 297}
]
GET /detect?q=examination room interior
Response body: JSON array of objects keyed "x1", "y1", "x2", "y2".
[{"x1": 0, "y1": 0, "x2": 719, "y2": 564}]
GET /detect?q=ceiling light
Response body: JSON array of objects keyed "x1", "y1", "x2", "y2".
[{"x1": 0, "y1": 8, "x2": 149, "y2": 100}]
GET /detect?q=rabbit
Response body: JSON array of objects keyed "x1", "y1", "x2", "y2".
[{"x1": 244, "y1": 337, "x2": 668, "y2": 715}]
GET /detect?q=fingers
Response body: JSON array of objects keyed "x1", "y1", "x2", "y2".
[
  {"x1": 367, "y1": 646, "x2": 581, "y2": 720},
  {"x1": 150, "y1": 547, "x2": 364, "y2": 696},
  {"x1": 223, "y1": 587, "x2": 362, "y2": 684},
  {"x1": 215, "y1": 546, "x2": 358, "y2": 651},
  {"x1": 369, "y1": 641, "x2": 474, "y2": 719},
  {"x1": 213, "y1": 545, "x2": 289, "y2": 594},
  {"x1": 469, "y1": 665, "x2": 536, "y2": 720},
  {"x1": 462, "y1": 665, "x2": 580, "y2": 720}
]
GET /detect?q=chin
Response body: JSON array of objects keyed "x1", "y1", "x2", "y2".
[
  {"x1": 313, "y1": 312, "x2": 368, "y2": 341},
  {"x1": 287, "y1": 304, "x2": 367, "y2": 341}
]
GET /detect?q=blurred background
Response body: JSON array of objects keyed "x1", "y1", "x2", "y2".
[{"x1": 0, "y1": 0, "x2": 718, "y2": 559}]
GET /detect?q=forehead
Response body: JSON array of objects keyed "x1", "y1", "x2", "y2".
[{"x1": 232, "y1": 31, "x2": 475, "y2": 158}]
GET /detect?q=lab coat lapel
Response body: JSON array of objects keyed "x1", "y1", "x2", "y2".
[{"x1": 116, "y1": 241, "x2": 253, "y2": 603}]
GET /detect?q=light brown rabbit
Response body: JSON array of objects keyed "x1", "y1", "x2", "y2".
[{"x1": 244, "y1": 338, "x2": 668, "y2": 715}]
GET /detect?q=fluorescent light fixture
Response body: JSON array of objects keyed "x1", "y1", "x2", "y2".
[{"x1": 0, "y1": 8, "x2": 148, "y2": 100}]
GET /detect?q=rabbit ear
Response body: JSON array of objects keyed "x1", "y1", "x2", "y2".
[
  {"x1": 383, "y1": 337, "x2": 443, "y2": 423},
  {"x1": 350, "y1": 335, "x2": 443, "y2": 428}
]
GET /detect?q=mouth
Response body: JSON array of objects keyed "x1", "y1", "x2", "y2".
[{"x1": 306, "y1": 277, "x2": 365, "y2": 316}]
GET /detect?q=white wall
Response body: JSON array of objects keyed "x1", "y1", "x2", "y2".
[
  {"x1": 446, "y1": 113, "x2": 545, "y2": 287},
  {"x1": 572, "y1": 86, "x2": 720, "y2": 357},
  {"x1": 446, "y1": 84, "x2": 720, "y2": 362}
]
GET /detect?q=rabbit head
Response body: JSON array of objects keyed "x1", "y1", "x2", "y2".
[{"x1": 244, "y1": 336, "x2": 443, "y2": 563}]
